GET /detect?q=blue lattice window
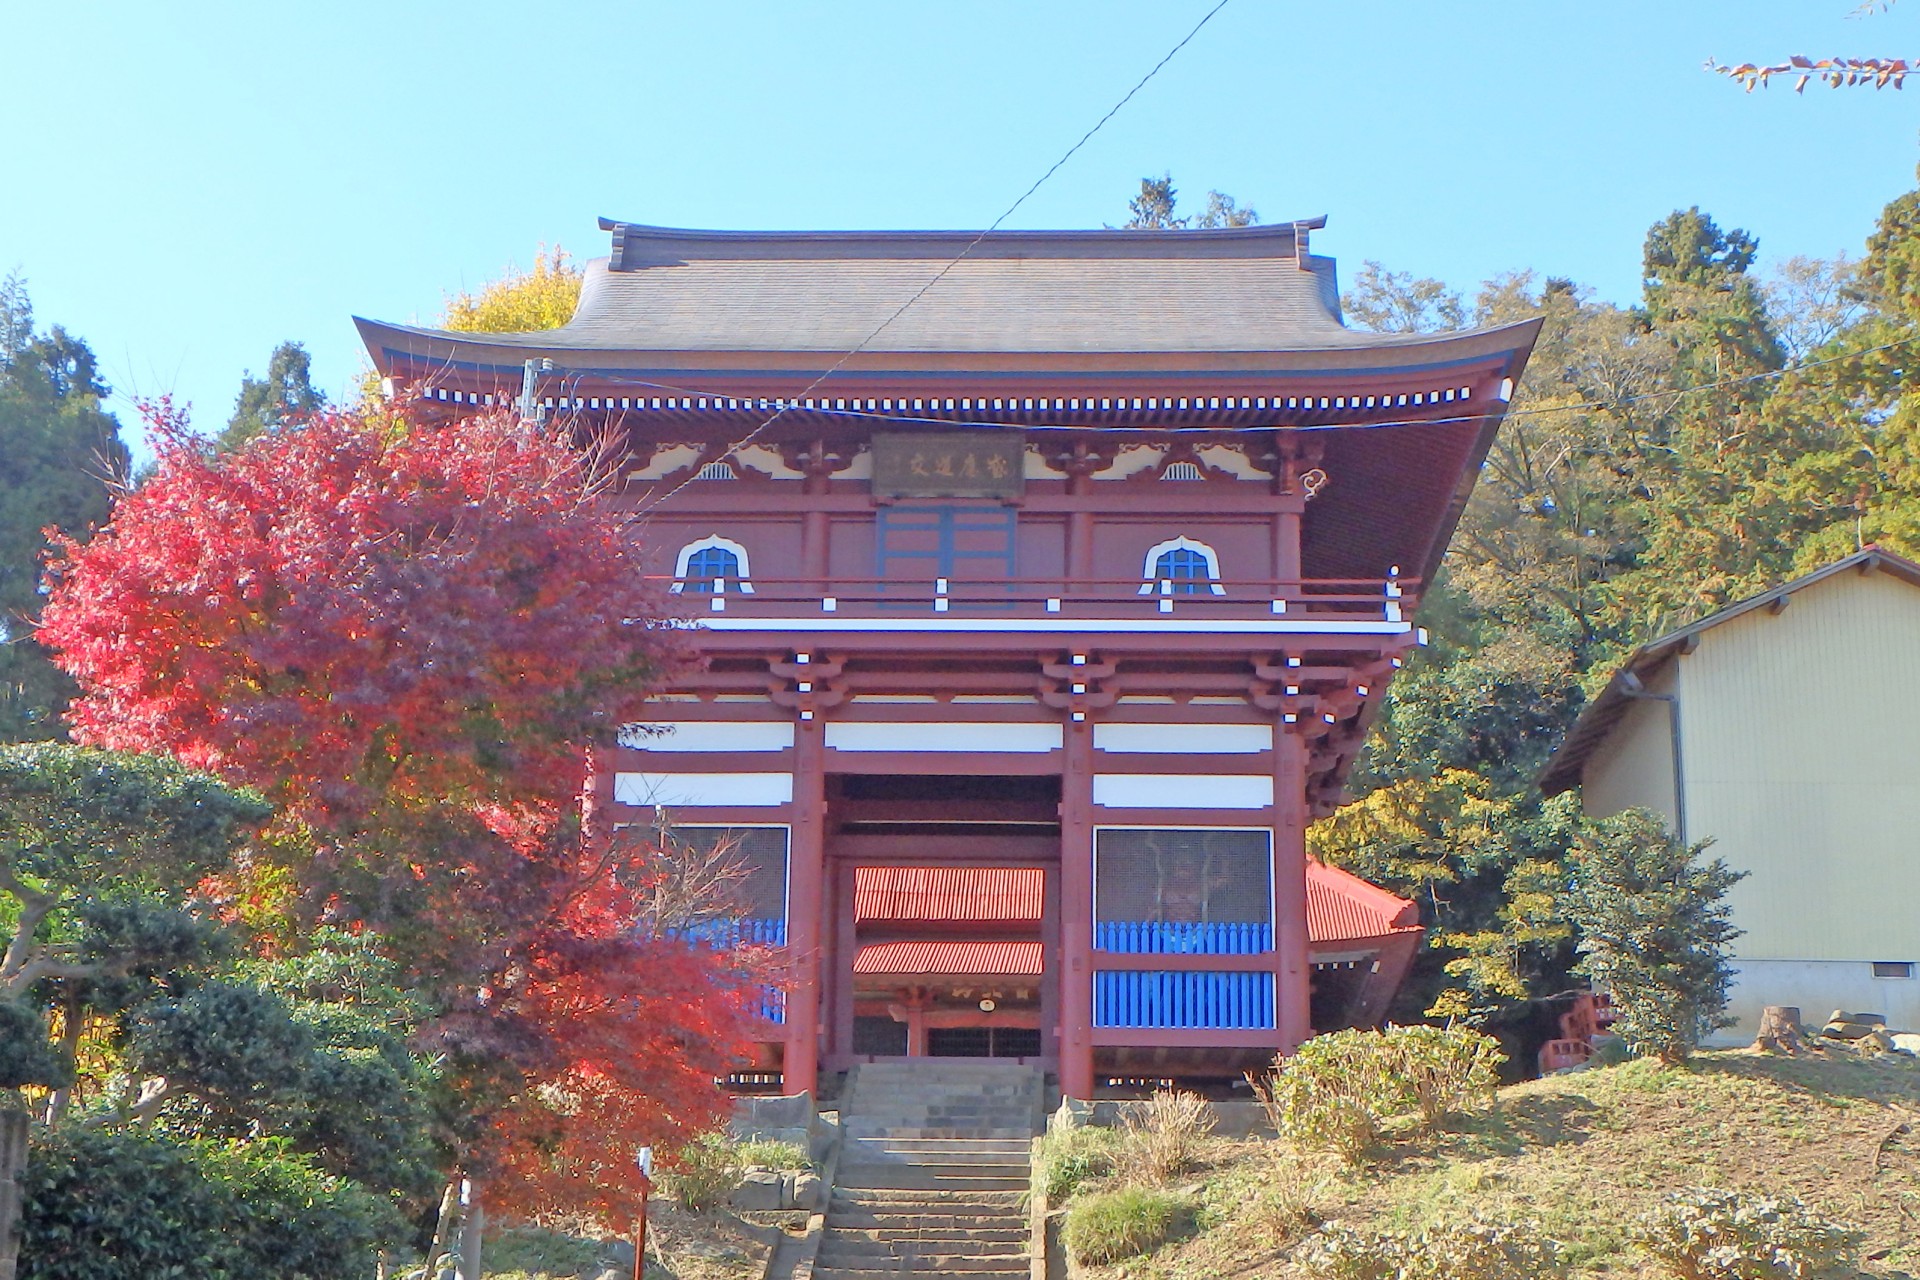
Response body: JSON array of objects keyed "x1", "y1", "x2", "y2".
[
  {"x1": 683, "y1": 546, "x2": 740, "y2": 594},
  {"x1": 674, "y1": 536, "x2": 753, "y2": 595},
  {"x1": 1138, "y1": 537, "x2": 1224, "y2": 597},
  {"x1": 1153, "y1": 546, "x2": 1215, "y2": 595}
]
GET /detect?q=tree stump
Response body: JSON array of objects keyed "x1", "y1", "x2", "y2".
[{"x1": 1753, "y1": 1005, "x2": 1805, "y2": 1054}]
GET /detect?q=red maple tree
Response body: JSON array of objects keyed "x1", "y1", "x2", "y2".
[{"x1": 39, "y1": 402, "x2": 756, "y2": 1221}]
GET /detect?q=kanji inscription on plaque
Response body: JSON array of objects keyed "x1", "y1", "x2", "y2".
[{"x1": 871, "y1": 432, "x2": 1026, "y2": 500}]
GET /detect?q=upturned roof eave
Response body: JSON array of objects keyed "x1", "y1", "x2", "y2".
[{"x1": 353, "y1": 314, "x2": 1544, "y2": 375}]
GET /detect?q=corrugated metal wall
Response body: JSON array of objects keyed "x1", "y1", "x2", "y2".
[
  {"x1": 1581, "y1": 661, "x2": 1680, "y2": 827},
  {"x1": 1678, "y1": 569, "x2": 1920, "y2": 962}
]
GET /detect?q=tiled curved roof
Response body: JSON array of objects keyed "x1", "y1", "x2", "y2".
[
  {"x1": 1307, "y1": 860, "x2": 1421, "y2": 942},
  {"x1": 855, "y1": 866, "x2": 1044, "y2": 923},
  {"x1": 371, "y1": 220, "x2": 1517, "y2": 357},
  {"x1": 848, "y1": 861, "x2": 1417, "y2": 944},
  {"x1": 854, "y1": 940, "x2": 1044, "y2": 976}
]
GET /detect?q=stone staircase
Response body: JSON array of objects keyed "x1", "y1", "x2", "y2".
[{"x1": 813, "y1": 1060, "x2": 1042, "y2": 1279}]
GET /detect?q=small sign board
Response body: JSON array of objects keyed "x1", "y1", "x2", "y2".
[{"x1": 871, "y1": 432, "x2": 1026, "y2": 500}]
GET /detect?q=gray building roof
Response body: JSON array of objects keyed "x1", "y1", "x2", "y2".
[{"x1": 374, "y1": 219, "x2": 1485, "y2": 358}]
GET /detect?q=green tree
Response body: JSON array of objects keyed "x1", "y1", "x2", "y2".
[
  {"x1": 0, "y1": 277, "x2": 127, "y2": 742},
  {"x1": 1560, "y1": 809, "x2": 1745, "y2": 1064},
  {"x1": 218, "y1": 340, "x2": 325, "y2": 452},
  {"x1": 1120, "y1": 174, "x2": 1258, "y2": 230},
  {"x1": 0, "y1": 744, "x2": 269, "y2": 1280}
]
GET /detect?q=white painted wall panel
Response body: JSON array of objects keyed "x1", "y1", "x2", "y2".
[
  {"x1": 825, "y1": 722, "x2": 1064, "y2": 753},
  {"x1": 1709, "y1": 958, "x2": 1920, "y2": 1046},
  {"x1": 1094, "y1": 723, "x2": 1273, "y2": 754},
  {"x1": 613, "y1": 772, "x2": 793, "y2": 808},
  {"x1": 1092, "y1": 774, "x2": 1273, "y2": 809},
  {"x1": 618, "y1": 722, "x2": 795, "y2": 753}
]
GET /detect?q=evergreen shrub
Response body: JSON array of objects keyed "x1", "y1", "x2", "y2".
[
  {"x1": 1254, "y1": 1025, "x2": 1503, "y2": 1163},
  {"x1": 1633, "y1": 1187, "x2": 1865, "y2": 1279},
  {"x1": 1298, "y1": 1217, "x2": 1568, "y2": 1280},
  {"x1": 21, "y1": 1127, "x2": 400, "y2": 1280}
]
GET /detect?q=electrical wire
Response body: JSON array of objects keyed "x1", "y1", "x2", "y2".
[
  {"x1": 630, "y1": 0, "x2": 1235, "y2": 510},
  {"x1": 537, "y1": 327, "x2": 1920, "y2": 443}
]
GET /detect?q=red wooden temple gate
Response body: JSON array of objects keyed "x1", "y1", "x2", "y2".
[{"x1": 359, "y1": 218, "x2": 1537, "y2": 1098}]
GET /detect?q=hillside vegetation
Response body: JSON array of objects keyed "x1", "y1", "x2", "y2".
[{"x1": 1067, "y1": 1050, "x2": 1920, "y2": 1278}]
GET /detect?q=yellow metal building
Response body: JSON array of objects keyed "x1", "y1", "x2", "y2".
[{"x1": 1540, "y1": 548, "x2": 1920, "y2": 1042}]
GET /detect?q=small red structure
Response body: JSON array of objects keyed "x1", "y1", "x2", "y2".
[
  {"x1": 358, "y1": 218, "x2": 1538, "y2": 1095},
  {"x1": 1537, "y1": 993, "x2": 1618, "y2": 1074}
]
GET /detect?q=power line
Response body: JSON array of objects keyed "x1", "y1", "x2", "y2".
[
  {"x1": 549, "y1": 328, "x2": 1920, "y2": 444},
  {"x1": 634, "y1": 0, "x2": 1235, "y2": 511}
]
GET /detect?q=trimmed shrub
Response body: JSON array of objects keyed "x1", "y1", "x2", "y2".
[
  {"x1": 1255, "y1": 1025, "x2": 1504, "y2": 1163},
  {"x1": 1120, "y1": 1088, "x2": 1216, "y2": 1181},
  {"x1": 1634, "y1": 1187, "x2": 1865, "y2": 1279},
  {"x1": 1033, "y1": 1114, "x2": 1121, "y2": 1201},
  {"x1": 1386, "y1": 1023, "x2": 1503, "y2": 1129},
  {"x1": 1063, "y1": 1186, "x2": 1193, "y2": 1265},
  {"x1": 1299, "y1": 1217, "x2": 1568, "y2": 1280},
  {"x1": 21, "y1": 1127, "x2": 401, "y2": 1280}
]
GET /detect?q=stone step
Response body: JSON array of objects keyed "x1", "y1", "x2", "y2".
[
  {"x1": 855, "y1": 1113, "x2": 1033, "y2": 1123},
  {"x1": 827, "y1": 1202, "x2": 1028, "y2": 1220},
  {"x1": 815, "y1": 1258, "x2": 1031, "y2": 1274},
  {"x1": 836, "y1": 1167, "x2": 1028, "y2": 1193},
  {"x1": 828, "y1": 1203, "x2": 1027, "y2": 1222},
  {"x1": 821, "y1": 1225, "x2": 1029, "y2": 1245},
  {"x1": 819, "y1": 1234, "x2": 1027, "y2": 1255},
  {"x1": 816, "y1": 1251, "x2": 1028, "y2": 1273},
  {"x1": 832, "y1": 1187, "x2": 1027, "y2": 1207},
  {"x1": 846, "y1": 1129, "x2": 1034, "y2": 1141},
  {"x1": 826, "y1": 1209, "x2": 1027, "y2": 1230},
  {"x1": 844, "y1": 1150, "x2": 1032, "y2": 1165},
  {"x1": 812, "y1": 1268, "x2": 1027, "y2": 1280}
]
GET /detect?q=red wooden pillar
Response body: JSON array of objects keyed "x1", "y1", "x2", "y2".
[
  {"x1": 1059, "y1": 716, "x2": 1096, "y2": 1099},
  {"x1": 783, "y1": 716, "x2": 826, "y2": 1098},
  {"x1": 1274, "y1": 727, "x2": 1312, "y2": 1053},
  {"x1": 1272, "y1": 495, "x2": 1304, "y2": 591}
]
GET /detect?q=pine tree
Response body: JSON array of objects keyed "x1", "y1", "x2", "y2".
[{"x1": 1561, "y1": 809, "x2": 1745, "y2": 1064}]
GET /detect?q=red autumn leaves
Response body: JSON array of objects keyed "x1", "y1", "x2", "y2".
[{"x1": 39, "y1": 403, "x2": 757, "y2": 1220}]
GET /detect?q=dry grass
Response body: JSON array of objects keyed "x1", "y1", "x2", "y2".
[
  {"x1": 1121, "y1": 1089, "x2": 1219, "y2": 1182},
  {"x1": 1070, "y1": 1049, "x2": 1920, "y2": 1279}
]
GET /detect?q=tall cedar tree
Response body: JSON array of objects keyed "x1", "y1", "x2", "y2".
[
  {"x1": 218, "y1": 340, "x2": 326, "y2": 452},
  {"x1": 0, "y1": 276, "x2": 127, "y2": 742},
  {"x1": 37, "y1": 404, "x2": 756, "y2": 1222}
]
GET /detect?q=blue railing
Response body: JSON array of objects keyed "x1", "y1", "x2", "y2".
[
  {"x1": 672, "y1": 917, "x2": 788, "y2": 949},
  {"x1": 666, "y1": 918, "x2": 788, "y2": 1025},
  {"x1": 1094, "y1": 921, "x2": 1272, "y2": 954},
  {"x1": 1093, "y1": 970, "x2": 1275, "y2": 1029}
]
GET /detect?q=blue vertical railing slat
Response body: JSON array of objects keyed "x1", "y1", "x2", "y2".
[
  {"x1": 1092, "y1": 920, "x2": 1274, "y2": 955},
  {"x1": 1093, "y1": 970, "x2": 1276, "y2": 1030}
]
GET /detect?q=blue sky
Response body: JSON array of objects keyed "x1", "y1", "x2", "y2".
[{"x1": 6, "y1": 1, "x2": 1919, "y2": 443}]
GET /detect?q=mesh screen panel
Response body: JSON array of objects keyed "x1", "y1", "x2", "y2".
[
  {"x1": 1095, "y1": 829, "x2": 1272, "y2": 927},
  {"x1": 657, "y1": 825, "x2": 789, "y2": 921}
]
